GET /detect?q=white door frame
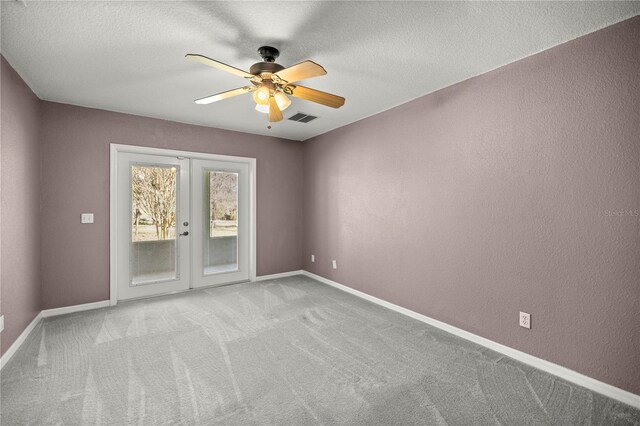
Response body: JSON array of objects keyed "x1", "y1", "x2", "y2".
[{"x1": 109, "y1": 143, "x2": 257, "y2": 306}]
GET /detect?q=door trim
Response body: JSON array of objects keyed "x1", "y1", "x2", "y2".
[{"x1": 109, "y1": 143, "x2": 257, "y2": 306}]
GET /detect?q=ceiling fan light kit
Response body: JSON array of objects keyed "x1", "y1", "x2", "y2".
[
  {"x1": 255, "y1": 92, "x2": 291, "y2": 114},
  {"x1": 186, "y1": 46, "x2": 345, "y2": 128}
]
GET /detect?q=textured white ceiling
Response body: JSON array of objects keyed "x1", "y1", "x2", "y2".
[{"x1": 2, "y1": 1, "x2": 639, "y2": 141}]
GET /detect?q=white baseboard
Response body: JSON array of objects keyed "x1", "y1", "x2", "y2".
[
  {"x1": 0, "y1": 300, "x2": 110, "y2": 371},
  {"x1": 0, "y1": 312, "x2": 43, "y2": 369},
  {"x1": 41, "y1": 300, "x2": 110, "y2": 318},
  {"x1": 301, "y1": 270, "x2": 640, "y2": 410},
  {"x1": 255, "y1": 270, "x2": 304, "y2": 281}
]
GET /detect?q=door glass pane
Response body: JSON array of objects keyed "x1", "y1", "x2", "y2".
[
  {"x1": 204, "y1": 170, "x2": 238, "y2": 275},
  {"x1": 130, "y1": 164, "x2": 178, "y2": 285}
]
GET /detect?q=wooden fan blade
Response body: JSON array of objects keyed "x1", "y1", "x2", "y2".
[
  {"x1": 284, "y1": 84, "x2": 345, "y2": 108},
  {"x1": 268, "y1": 96, "x2": 283, "y2": 122},
  {"x1": 272, "y1": 60, "x2": 326, "y2": 84},
  {"x1": 194, "y1": 86, "x2": 253, "y2": 105},
  {"x1": 186, "y1": 54, "x2": 261, "y2": 81}
]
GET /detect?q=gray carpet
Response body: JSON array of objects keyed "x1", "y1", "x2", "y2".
[{"x1": 1, "y1": 275, "x2": 639, "y2": 425}]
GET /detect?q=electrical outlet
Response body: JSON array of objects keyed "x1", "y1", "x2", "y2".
[
  {"x1": 311, "y1": 254, "x2": 315, "y2": 263},
  {"x1": 519, "y1": 312, "x2": 531, "y2": 329},
  {"x1": 332, "y1": 260, "x2": 337, "y2": 269}
]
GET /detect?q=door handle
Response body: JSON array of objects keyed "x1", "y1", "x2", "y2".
[{"x1": 179, "y1": 231, "x2": 189, "y2": 236}]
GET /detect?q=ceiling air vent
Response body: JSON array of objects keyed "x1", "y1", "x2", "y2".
[{"x1": 288, "y1": 112, "x2": 318, "y2": 123}]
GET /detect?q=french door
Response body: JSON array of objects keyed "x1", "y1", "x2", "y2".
[
  {"x1": 191, "y1": 159, "x2": 249, "y2": 288},
  {"x1": 113, "y1": 147, "x2": 252, "y2": 302}
]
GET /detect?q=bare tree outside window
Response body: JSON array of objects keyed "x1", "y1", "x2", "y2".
[
  {"x1": 131, "y1": 165, "x2": 177, "y2": 241},
  {"x1": 209, "y1": 172, "x2": 238, "y2": 238}
]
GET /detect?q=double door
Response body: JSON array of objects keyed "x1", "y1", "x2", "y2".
[{"x1": 115, "y1": 149, "x2": 251, "y2": 300}]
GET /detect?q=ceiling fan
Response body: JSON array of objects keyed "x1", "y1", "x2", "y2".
[{"x1": 186, "y1": 46, "x2": 345, "y2": 127}]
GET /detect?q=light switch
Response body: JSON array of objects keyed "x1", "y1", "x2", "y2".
[{"x1": 81, "y1": 213, "x2": 94, "y2": 224}]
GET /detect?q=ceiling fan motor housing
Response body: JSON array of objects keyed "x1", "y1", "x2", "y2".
[
  {"x1": 249, "y1": 61, "x2": 284, "y2": 77},
  {"x1": 251, "y1": 46, "x2": 284, "y2": 77}
]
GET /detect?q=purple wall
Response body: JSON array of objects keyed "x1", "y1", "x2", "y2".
[
  {"x1": 39, "y1": 102, "x2": 304, "y2": 309},
  {"x1": 302, "y1": 16, "x2": 640, "y2": 395},
  {"x1": 1, "y1": 57, "x2": 42, "y2": 355}
]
